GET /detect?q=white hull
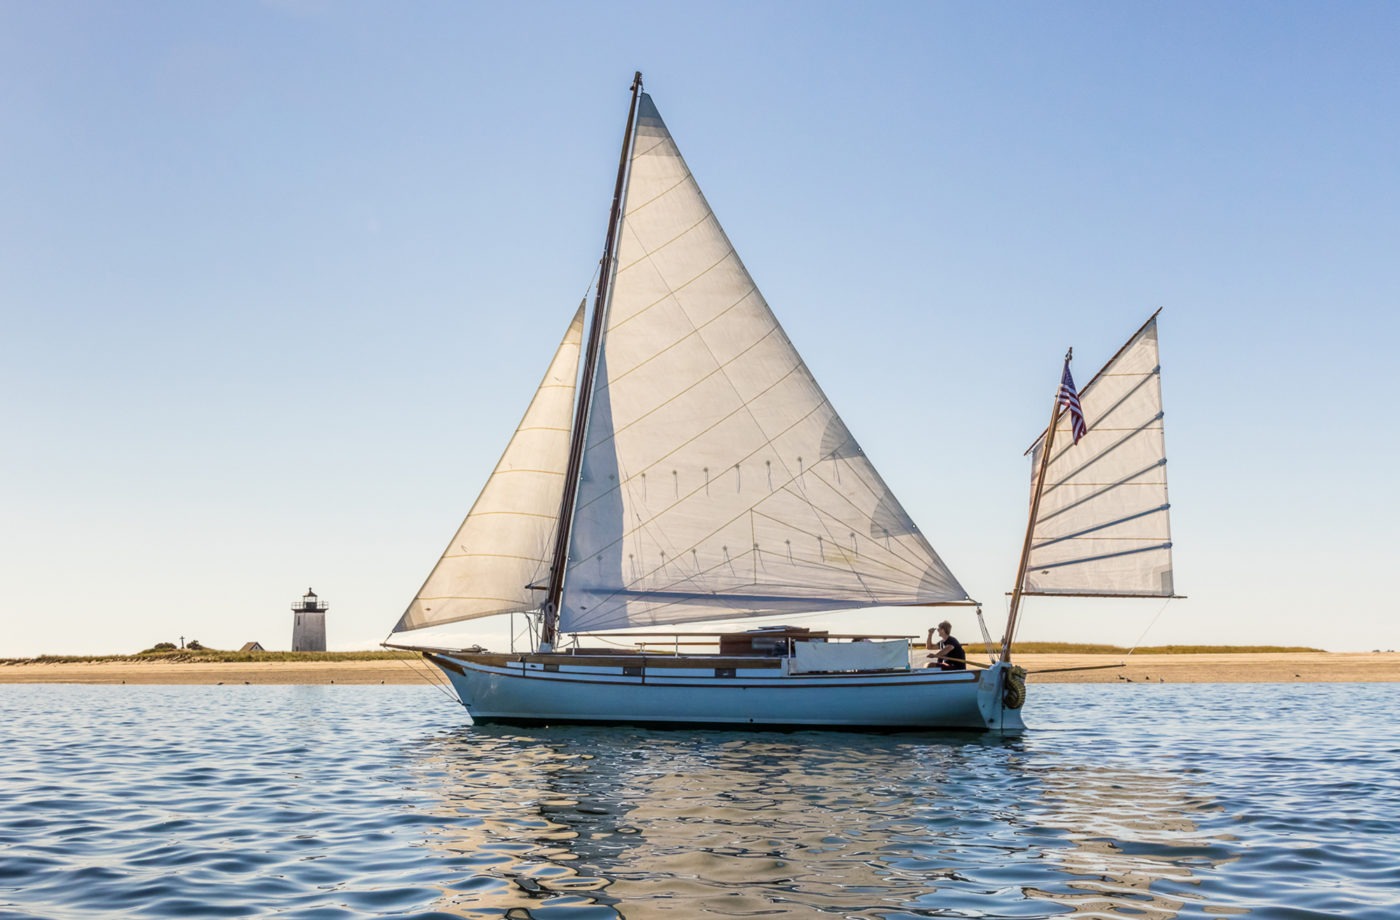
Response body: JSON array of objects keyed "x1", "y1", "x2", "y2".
[{"x1": 424, "y1": 651, "x2": 1026, "y2": 732}]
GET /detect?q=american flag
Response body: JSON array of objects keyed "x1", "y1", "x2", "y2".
[{"x1": 1059, "y1": 364, "x2": 1087, "y2": 444}]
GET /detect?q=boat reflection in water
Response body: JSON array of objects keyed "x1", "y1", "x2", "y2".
[
  {"x1": 1021, "y1": 762, "x2": 1234, "y2": 919},
  {"x1": 398, "y1": 726, "x2": 1231, "y2": 918}
]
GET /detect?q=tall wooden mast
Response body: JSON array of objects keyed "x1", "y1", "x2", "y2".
[
  {"x1": 1001, "y1": 348, "x2": 1071, "y2": 663},
  {"x1": 540, "y1": 71, "x2": 644, "y2": 650}
]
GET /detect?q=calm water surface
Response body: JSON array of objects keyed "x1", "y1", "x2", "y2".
[{"x1": 2, "y1": 682, "x2": 1397, "y2": 919}]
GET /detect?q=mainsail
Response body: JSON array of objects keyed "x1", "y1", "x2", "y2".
[
  {"x1": 1022, "y1": 313, "x2": 1174, "y2": 598},
  {"x1": 395, "y1": 305, "x2": 586, "y2": 631},
  {"x1": 559, "y1": 94, "x2": 970, "y2": 634}
]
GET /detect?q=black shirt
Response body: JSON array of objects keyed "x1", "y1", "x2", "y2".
[{"x1": 938, "y1": 635, "x2": 966, "y2": 670}]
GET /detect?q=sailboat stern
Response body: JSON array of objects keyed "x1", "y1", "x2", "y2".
[{"x1": 977, "y1": 661, "x2": 1027, "y2": 733}]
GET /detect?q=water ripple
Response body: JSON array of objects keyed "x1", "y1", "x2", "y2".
[{"x1": 1, "y1": 683, "x2": 1398, "y2": 918}]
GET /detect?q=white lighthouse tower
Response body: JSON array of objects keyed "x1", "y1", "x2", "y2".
[{"x1": 291, "y1": 588, "x2": 328, "y2": 652}]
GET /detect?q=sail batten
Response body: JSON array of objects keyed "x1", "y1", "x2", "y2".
[
  {"x1": 1022, "y1": 314, "x2": 1174, "y2": 599},
  {"x1": 1037, "y1": 463, "x2": 1167, "y2": 525},
  {"x1": 558, "y1": 93, "x2": 970, "y2": 634}
]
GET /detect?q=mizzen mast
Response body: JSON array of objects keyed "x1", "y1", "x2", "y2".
[
  {"x1": 1001, "y1": 348, "x2": 1072, "y2": 663},
  {"x1": 540, "y1": 71, "x2": 644, "y2": 650}
]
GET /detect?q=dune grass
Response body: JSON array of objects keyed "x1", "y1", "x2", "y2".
[
  {"x1": 1, "y1": 650, "x2": 420, "y2": 666},
  {"x1": 1008, "y1": 642, "x2": 1325, "y2": 654}
]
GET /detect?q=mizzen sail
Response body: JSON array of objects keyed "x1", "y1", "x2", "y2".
[
  {"x1": 1022, "y1": 313, "x2": 1174, "y2": 598},
  {"x1": 395, "y1": 305, "x2": 586, "y2": 632},
  {"x1": 559, "y1": 95, "x2": 970, "y2": 634}
]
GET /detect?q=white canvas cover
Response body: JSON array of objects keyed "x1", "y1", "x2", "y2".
[
  {"x1": 789, "y1": 639, "x2": 910, "y2": 674},
  {"x1": 559, "y1": 94, "x2": 970, "y2": 634},
  {"x1": 395, "y1": 306, "x2": 585, "y2": 631},
  {"x1": 1023, "y1": 315, "x2": 1174, "y2": 597}
]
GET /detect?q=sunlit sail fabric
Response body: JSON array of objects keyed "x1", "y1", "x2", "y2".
[
  {"x1": 560, "y1": 95, "x2": 970, "y2": 634},
  {"x1": 395, "y1": 306, "x2": 585, "y2": 631},
  {"x1": 1023, "y1": 315, "x2": 1173, "y2": 597}
]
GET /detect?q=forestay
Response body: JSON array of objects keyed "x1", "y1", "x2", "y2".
[
  {"x1": 395, "y1": 306, "x2": 586, "y2": 631},
  {"x1": 1023, "y1": 314, "x2": 1174, "y2": 597},
  {"x1": 560, "y1": 95, "x2": 970, "y2": 634}
]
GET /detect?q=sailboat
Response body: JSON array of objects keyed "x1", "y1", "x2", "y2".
[{"x1": 386, "y1": 74, "x2": 1175, "y2": 731}]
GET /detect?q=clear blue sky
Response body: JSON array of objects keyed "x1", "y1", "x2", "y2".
[{"x1": 3, "y1": 2, "x2": 1397, "y2": 656}]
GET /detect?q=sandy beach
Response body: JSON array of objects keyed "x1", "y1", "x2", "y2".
[
  {"x1": 1008, "y1": 651, "x2": 1400, "y2": 683},
  {"x1": 1, "y1": 652, "x2": 1397, "y2": 685},
  {"x1": 0, "y1": 658, "x2": 444, "y2": 686}
]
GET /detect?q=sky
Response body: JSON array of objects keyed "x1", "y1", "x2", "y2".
[{"x1": 3, "y1": 2, "x2": 1397, "y2": 657}]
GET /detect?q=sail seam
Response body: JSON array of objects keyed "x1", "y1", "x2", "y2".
[
  {"x1": 1041, "y1": 413, "x2": 1164, "y2": 498},
  {"x1": 444, "y1": 510, "x2": 558, "y2": 521},
  {"x1": 609, "y1": 250, "x2": 751, "y2": 344},
  {"x1": 571, "y1": 361, "x2": 808, "y2": 527},
  {"x1": 595, "y1": 230, "x2": 941, "y2": 607},
  {"x1": 1036, "y1": 460, "x2": 1167, "y2": 525},
  {"x1": 557, "y1": 90, "x2": 969, "y2": 632},
  {"x1": 616, "y1": 209, "x2": 716, "y2": 280},
  {"x1": 567, "y1": 404, "x2": 938, "y2": 623},
  {"x1": 619, "y1": 173, "x2": 695, "y2": 228},
  {"x1": 573, "y1": 347, "x2": 960, "y2": 617},
  {"x1": 580, "y1": 327, "x2": 788, "y2": 463},
  {"x1": 629, "y1": 133, "x2": 669, "y2": 161}
]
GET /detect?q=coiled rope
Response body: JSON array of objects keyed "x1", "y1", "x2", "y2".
[{"x1": 1003, "y1": 665, "x2": 1028, "y2": 709}]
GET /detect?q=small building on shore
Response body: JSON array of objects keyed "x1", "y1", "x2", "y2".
[{"x1": 239, "y1": 642, "x2": 265, "y2": 653}]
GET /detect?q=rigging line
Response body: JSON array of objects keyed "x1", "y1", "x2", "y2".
[
  {"x1": 388, "y1": 648, "x2": 460, "y2": 704},
  {"x1": 581, "y1": 261, "x2": 604, "y2": 304},
  {"x1": 1125, "y1": 596, "x2": 1175, "y2": 657},
  {"x1": 975, "y1": 607, "x2": 999, "y2": 663}
]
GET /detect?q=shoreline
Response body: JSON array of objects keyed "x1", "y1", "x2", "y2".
[{"x1": 0, "y1": 652, "x2": 1396, "y2": 685}]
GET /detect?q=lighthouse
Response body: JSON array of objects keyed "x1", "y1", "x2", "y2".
[{"x1": 291, "y1": 588, "x2": 328, "y2": 652}]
